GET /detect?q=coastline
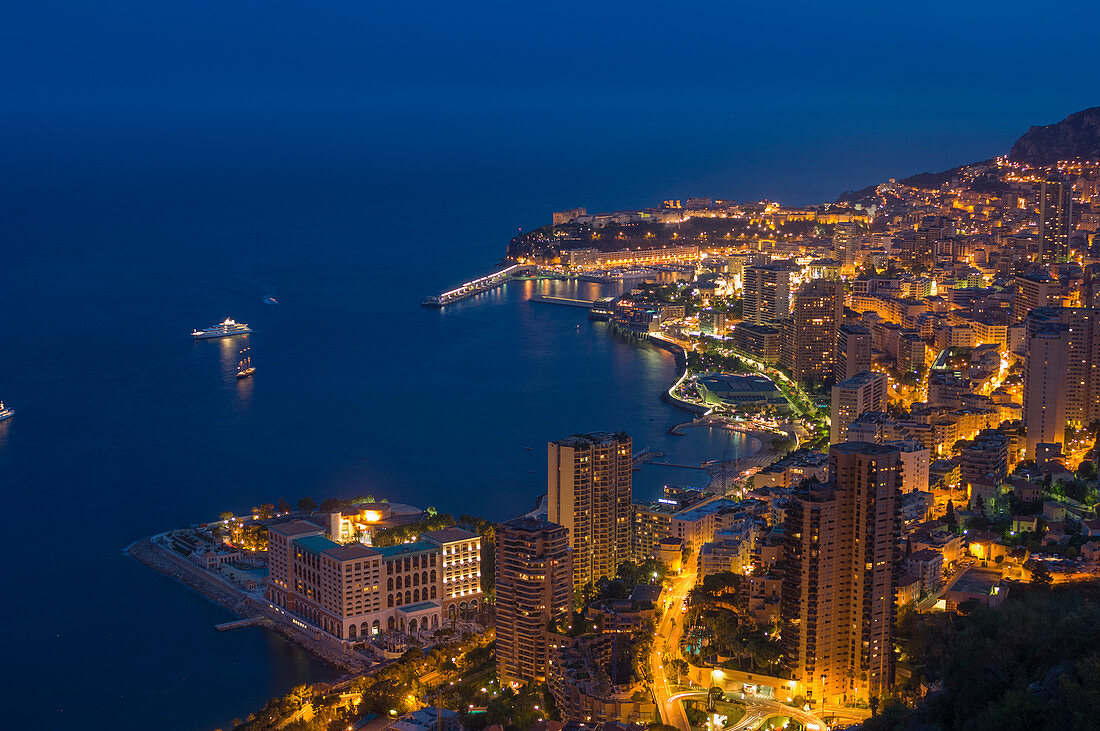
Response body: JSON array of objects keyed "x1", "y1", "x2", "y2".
[{"x1": 127, "y1": 537, "x2": 366, "y2": 674}]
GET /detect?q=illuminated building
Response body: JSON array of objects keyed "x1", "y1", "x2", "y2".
[
  {"x1": 783, "y1": 278, "x2": 843, "y2": 388},
  {"x1": 1038, "y1": 177, "x2": 1072, "y2": 263},
  {"x1": 733, "y1": 322, "x2": 782, "y2": 365},
  {"x1": 832, "y1": 221, "x2": 860, "y2": 270},
  {"x1": 495, "y1": 516, "x2": 572, "y2": 686},
  {"x1": 830, "y1": 371, "x2": 887, "y2": 444},
  {"x1": 781, "y1": 443, "x2": 902, "y2": 705},
  {"x1": 742, "y1": 264, "x2": 791, "y2": 325},
  {"x1": 423, "y1": 528, "x2": 483, "y2": 621},
  {"x1": 1013, "y1": 272, "x2": 1062, "y2": 323},
  {"x1": 266, "y1": 520, "x2": 445, "y2": 641},
  {"x1": 1024, "y1": 307, "x2": 1100, "y2": 456},
  {"x1": 834, "y1": 323, "x2": 873, "y2": 382},
  {"x1": 548, "y1": 432, "x2": 632, "y2": 587},
  {"x1": 1024, "y1": 324, "x2": 1069, "y2": 458}
]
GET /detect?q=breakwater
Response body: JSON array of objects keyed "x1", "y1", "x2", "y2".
[{"x1": 127, "y1": 538, "x2": 367, "y2": 673}]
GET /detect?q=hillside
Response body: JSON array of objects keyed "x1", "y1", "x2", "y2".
[{"x1": 1009, "y1": 106, "x2": 1100, "y2": 165}]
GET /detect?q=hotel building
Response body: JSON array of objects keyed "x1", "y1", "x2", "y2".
[
  {"x1": 423, "y1": 528, "x2": 483, "y2": 621},
  {"x1": 267, "y1": 519, "x2": 483, "y2": 642}
]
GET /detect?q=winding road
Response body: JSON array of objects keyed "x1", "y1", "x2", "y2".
[
  {"x1": 650, "y1": 565, "x2": 697, "y2": 730},
  {"x1": 647, "y1": 563, "x2": 830, "y2": 731}
]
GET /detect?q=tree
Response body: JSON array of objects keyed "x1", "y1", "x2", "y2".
[
  {"x1": 218, "y1": 511, "x2": 234, "y2": 521},
  {"x1": 277, "y1": 498, "x2": 292, "y2": 514},
  {"x1": 945, "y1": 499, "x2": 955, "y2": 525},
  {"x1": 707, "y1": 685, "x2": 724, "y2": 711},
  {"x1": 297, "y1": 497, "x2": 316, "y2": 513},
  {"x1": 1030, "y1": 562, "x2": 1053, "y2": 590}
]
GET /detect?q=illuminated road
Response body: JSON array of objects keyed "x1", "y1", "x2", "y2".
[
  {"x1": 650, "y1": 566, "x2": 698, "y2": 731},
  {"x1": 666, "y1": 690, "x2": 828, "y2": 731}
]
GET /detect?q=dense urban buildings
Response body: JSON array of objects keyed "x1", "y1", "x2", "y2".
[
  {"x1": 495, "y1": 516, "x2": 573, "y2": 686},
  {"x1": 547, "y1": 432, "x2": 633, "y2": 587},
  {"x1": 781, "y1": 443, "x2": 903, "y2": 705}
]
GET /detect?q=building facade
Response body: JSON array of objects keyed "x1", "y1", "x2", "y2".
[
  {"x1": 783, "y1": 279, "x2": 843, "y2": 388},
  {"x1": 548, "y1": 432, "x2": 633, "y2": 587},
  {"x1": 781, "y1": 443, "x2": 902, "y2": 704},
  {"x1": 834, "y1": 323, "x2": 873, "y2": 382},
  {"x1": 266, "y1": 520, "x2": 448, "y2": 642},
  {"x1": 743, "y1": 264, "x2": 792, "y2": 325},
  {"x1": 1038, "y1": 178, "x2": 1072, "y2": 263},
  {"x1": 422, "y1": 528, "x2": 483, "y2": 621},
  {"x1": 495, "y1": 517, "x2": 573, "y2": 687},
  {"x1": 830, "y1": 371, "x2": 888, "y2": 444}
]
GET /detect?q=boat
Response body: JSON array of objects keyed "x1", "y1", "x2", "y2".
[
  {"x1": 192, "y1": 318, "x2": 252, "y2": 339},
  {"x1": 421, "y1": 295, "x2": 443, "y2": 308},
  {"x1": 263, "y1": 297, "x2": 278, "y2": 305},
  {"x1": 0, "y1": 402, "x2": 13, "y2": 422},
  {"x1": 236, "y1": 348, "x2": 256, "y2": 379}
]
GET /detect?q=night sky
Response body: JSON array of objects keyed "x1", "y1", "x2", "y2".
[{"x1": 4, "y1": 0, "x2": 1100, "y2": 203}]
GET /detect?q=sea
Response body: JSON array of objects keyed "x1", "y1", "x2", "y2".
[{"x1": 0, "y1": 107, "x2": 1011, "y2": 729}]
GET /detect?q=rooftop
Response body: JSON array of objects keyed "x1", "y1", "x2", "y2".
[
  {"x1": 296, "y1": 534, "x2": 341, "y2": 554},
  {"x1": 421, "y1": 528, "x2": 479, "y2": 544},
  {"x1": 377, "y1": 541, "x2": 437, "y2": 558},
  {"x1": 948, "y1": 567, "x2": 1003, "y2": 596},
  {"x1": 269, "y1": 519, "x2": 325, "y2": 537},
  {"x1": 396, "y1": 601, "x2": 441, "y2": 614},
  {"x1": 324, "y1": 543, "x2": 381, "y2": 561}
]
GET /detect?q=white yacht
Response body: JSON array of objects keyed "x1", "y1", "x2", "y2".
[
  {"x1": 0, "y1": 402, "x2": 13, "y2": 422},
  {"x1": 192, "y1": 318, "x2": 252, "y2": 339}
]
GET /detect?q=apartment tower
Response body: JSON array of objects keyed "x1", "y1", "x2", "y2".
[
  {"x1": 1038, "y1": 177, "x2": 1072, "y2": 263},
  {"x1": 830, "y1": 371, "x2": 888, "y2": 444},
  {"x1": 1025, "y1": 306, "x2": 1100, "y2": 456},
  {"x1": 782, "y1": 278, "x2": 844, "y2": 388},
  {"x1": 742, "y1": 264, "x2": 792, "y2": 325},
  {"x1": 495, "y1": 516, "x2": 573, "y2": 686},
  {"x1": 781, "y1": 442, "x2": 902, "y2": 705},
  {"x1": 834, "y1": 323, "x2": 873, "y2": 382},
  {"x1": 548, "y1": 432, "x2": 632, "y2": 587}
]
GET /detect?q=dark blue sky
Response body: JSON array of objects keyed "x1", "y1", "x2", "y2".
[{"x1": 3, "y1": 0, "x2": 1099, "y2": 204}]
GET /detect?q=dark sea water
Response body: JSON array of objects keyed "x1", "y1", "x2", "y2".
[{"x1": 0, "y1": 108, "x2": 1013, "y2": 729}]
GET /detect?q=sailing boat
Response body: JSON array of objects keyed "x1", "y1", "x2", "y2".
[{"x1": 236, "y1": 348, "x2": 256, "y2": 379}]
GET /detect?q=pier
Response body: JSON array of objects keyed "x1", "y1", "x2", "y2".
[
  {"x1": 648, "y1": 460, "x2": 707, "y2": 471},
  {"x1": 423, "y1": 264, "x2": 538, "y2": 307},
  {"x1": 529, "y1": 294, "x2": 595, "y2": 308},
  {"x1": 631, "y1": 447, "x2": 664, "y2": 467},
  {"x1": 214, "y1": 616, "x2": 265, "y2": 631}
]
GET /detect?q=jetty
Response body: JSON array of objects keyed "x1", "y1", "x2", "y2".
[
  {"x1": 422, "y1": 264, "x2": 538, "y2": 307},
  {"x1": 215, "y1": 617, "x2": 265, "y2": 631},
  {"x1": 631, "y1": 447, "x2": 664, "y2": 467},
  {"x1": 529, "y1": 294, "x2": 595, "y2": 308}
]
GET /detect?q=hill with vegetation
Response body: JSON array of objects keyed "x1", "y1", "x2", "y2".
[{"x1": 1009, "y1": 106, "x2": 1100, "y2": 166}]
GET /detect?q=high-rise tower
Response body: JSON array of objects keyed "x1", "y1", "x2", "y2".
[
  {"x1": 548, "y1": 432, "x2": 632, "y2": 587},
  {"x1": 781, "y1": 442, "x2": 902, "y2": 705},
  {"x1": 1038, "y1": 178, "x2": 1072, "y2": 263},
  {"x1": 495, "y1": 516, "x2": 573, "y2": 686}
]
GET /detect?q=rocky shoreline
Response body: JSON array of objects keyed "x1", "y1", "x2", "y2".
[{"x1": 127, "y1": 537, "x2": 367, "y2": 674}]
